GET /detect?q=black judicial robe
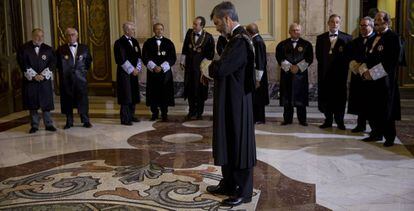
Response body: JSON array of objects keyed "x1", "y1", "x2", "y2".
[
  {"x1": 276, "y1": 38, "x2": 313, "y2": 107},
  {"x1": 17, "y1": 42, "x2": 55, "y2": 111},
  {"x1": 114, "y1": 36, "x2": 141, "y2": 105},
  {"x1": 142, "y1": 36, "x2": 176, "y2": 107},
  {"x1": 216, "y1": 35, "x2": 228, "y2": 56},
  {"x1": 56, "y1": 44, "x2": 92, "y2": 115},
  {"x1": 347, "y1": 33, "x2": 376, "y2": 115},
  {"x1": 316, "y1": 31, "x2": 352, "y2": 113},
  {"x1": 182, "y1": 29, "x2": 215, "y2": 100},
  {"x1": 208, "y1": 26, "x2": 256, "y2": 169},
  {"x1": 252, "y1": 35, "x2": 269, "y2": 106},
  {"x1": 364, "y1": 30, "x2": 401, "y2": 121}
]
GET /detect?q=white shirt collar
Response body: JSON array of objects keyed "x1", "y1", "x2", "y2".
[
  {"x1": 364, "y1": 31, "x2": 374, "y2": 38},
  {"x1": 231, "y1": 24, "x2": 241, "y2": 36},
  {"x1": 252, "y1": 33, "x2": 259, "y2": 38}
]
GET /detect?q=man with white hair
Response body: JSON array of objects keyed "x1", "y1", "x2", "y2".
[
  {"x1": 17, "y1": 28, "x2": 57, "y2": 133},
  {"x1": 276, "y1": 23, "x2": 313, "y2": 126},
  {"x1": 114, "y1": 22, "x2": 143, "y2": 125},
  {"x1": 56, "y1": 27, "x2": 93, "y2": 129}
]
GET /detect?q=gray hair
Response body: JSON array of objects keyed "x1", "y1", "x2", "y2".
[
  {"x1": 360, "y1": 16, "x2": 374, "y2": 28},
  {"x1": 122, "y1": 22, "x2": 135, "y2": 33},
  {"x1": 210, "y1": 1, "x2": 239, "y2": 22},
  {"x1": 289, "y1": 23, "x2": 302, "y2": 31}
]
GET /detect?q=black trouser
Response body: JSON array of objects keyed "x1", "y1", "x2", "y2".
[
  {"x1": 253, "y1": 104, "x2": 266, "y2": 123},
  {"x1": 30, "y1": 110, "x2": 53, "y2": 128},
  {"x1": 221, "y1": 165, "x2": 253, "y2": 198},
  {"x1": 323, "y1": 111, "x2": 344, "y2": 126},
  {"x1": 120, "y1": 104, "x2": 136, "y2": 123},
  {"x1": 151, "y1": 105, "x2": 168, "y2": 118},
  {"x1": 283, "y1": 105, "x2": 306, "y2": 123},
  {"x1": 66, "y1": 111, "x2": 90, "y2": 125},
  {"x1": 356, "y1": 115, "x2": 367, "y2": 128},
  {"x1": 188, "y1": 97, "x2": 205, "y2": 117},
  {"x1": 370, "y1": 116, "x2": 396, "y2": 142}
]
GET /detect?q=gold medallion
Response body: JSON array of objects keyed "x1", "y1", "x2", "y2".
[
  {"x1": 41, "y1": 55, "x2": 47, "y2": 60},
  {"x1": 297, "y1": 47, "x2": 303, "y2": 52},
  {"x1": 377, "y1": 45, "x2": 384, "y2": 52},
  {"x1": 64, "y1": 55, "x2": 69, "y2": 60}
]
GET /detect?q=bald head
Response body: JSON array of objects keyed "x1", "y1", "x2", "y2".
[
  {"x1": 246, "y1": 23, "x2": 259, "y2": 37},
  {"x1": 32, "y1": 28, "x2": 44, "y2": 45}
]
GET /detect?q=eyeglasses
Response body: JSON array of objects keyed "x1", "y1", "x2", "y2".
[{"x1": 360, "y1": 24, "x2": 369, "y2": 27}]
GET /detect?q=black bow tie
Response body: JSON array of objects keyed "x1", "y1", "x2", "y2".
[
  {"x1": 329, "y1": 34, "x2": 338, "y2": 37},
  {"x1": 291, "y1": 40, "x2": 298, "y2": 43},
  {"x1": 70, "y1": 44, "x2": 77, "y2": 47},
  {"x1": 194, "y1": 33, "x2": 200, "y2": 37},
  {"x1": 34, "y1": 45, "x2": 40, "y2": 48}
]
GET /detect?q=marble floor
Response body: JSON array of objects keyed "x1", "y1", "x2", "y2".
[{"x1": 0, "y1": 97, "x2": 413, "y2": 210}]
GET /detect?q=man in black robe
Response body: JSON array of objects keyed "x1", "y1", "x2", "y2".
[
  {"x1": 114, "y1": 22, "x2": 142, "y2": 125},
  {"x1": 17, "y1": 28, "x2": 56, "y2": 133},
  {"x1": 180, "y1": 16, "x2": 215, "y2": 120},
  {"x1": 246, "y1": 23, "x2": 269, "y2": 124},
  {"x1": 359, "y1": 11, "x2": 401, "y2": 147},
  {"x1": 347, "y1": 17, "x2": 376, "y2": 133},
  {"x1": 216, "y1": 35, "x2": 228, "y2": 56},
  {"x1": 316, "y1": 14, "x2": 352, "y2": 130},
  {"x1": 204, "y1": 1, "x2": 256, "y2": 206},
  {"x1": 276, "y1": 23, "x2": 313, "y2": 126},
  {"x1": 142, "y1": 23, "x2": 176, "y2": 121},
  {"x1": 56, "y1": 28, "x2": 92, "y2": 129}
]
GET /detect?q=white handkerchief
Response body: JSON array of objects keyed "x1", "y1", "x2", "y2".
[
  {"x1": 281, "y1": 60, "x2": 292, "y2": 72},
  {"x1": 297, "y1": 60, "x2": 309, "y2": 72},
  {"x1": 24, "y1": 68, "x2": 37, "y2": 81},
  {"x1": 200, "y1": 59, "x2": 212, "y2": 80},
  {"x1": 368, "y1": 63, "x2": 388, "y2": 80},
  {"x1": 40, "y1": 68, "x2": 53, "y2": 80}
]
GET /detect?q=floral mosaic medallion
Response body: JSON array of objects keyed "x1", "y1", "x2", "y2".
[{"x1": 0, "y1": 160, "x2": 260, "y2": 210}]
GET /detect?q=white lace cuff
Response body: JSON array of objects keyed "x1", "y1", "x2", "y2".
[
  {"x1": 41, "y1": 68, "x2": 53, "y2": 80},
  {"x1": 161, "y1": 62, "x2": 170, "y2": 73},
  {"x1": 297, "y1": 60, "x2": 309, "y2": 72},
  {"x1": 358, "y1": 63, "x2": 369, "y2": 75},
  {"x1": 368, "y1": 63, "x2": 388, "y2": 80},
  {"x1": 121, "y1": 60, "x2": 134, "y2": 74},
  {"x1": 147, "y1": 61, "x2": 156, "y2": 72},
  {"x1": 255, "y1": 69, "x2": 264, "y2": 81},
  {"x1": 24, "y1": 68, "x2": 37, "y2": 81},
  {"x1": 281, "y1": 60, "x2": 292, "y2": 72},
  {"x1": 200, "y1": 59, "x2": 212, "y2": 80},
  {"x1": 136, "y1": 58, "x2": 143, "y2": 72}
]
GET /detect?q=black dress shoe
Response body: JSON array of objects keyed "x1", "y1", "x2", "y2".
[
  {"x1": 185, "y1": 113, "x2": 195, "y2": 120},
  {"x1": 150, "y1": 115, "x2": 158, "y2": 121},
  {"x1": 121, "y1": 122, "x2": 133, "y2": 126},
  {"x1": 222, "y1": 196, "x2": 252, "y2": 206},
  {"x1": 206, "y1": 181, "x2": 231, "y2": 195},
  {"x1": 29, "y1": 127, "x2": 38, "y2": 134},
  {"x1": 280, "y1": 121, "x2": 292, "y2": 126},
  {"x1": 131, "y1": 117, "x2": 140, "y2": 122},
  {"x1": 383, "y1": 141, "x2": 394, "y2": 147},
  {"x1": 337, "y1": 124, "x2": 346, "y2": 130},
  {"x1": 362, "y1": 136, "x2": 382, "y2": 142},
  {"x1": 351, "y1": 126, "x2": 366, "y2": 133},
  {"x1": 45, "y1": 126, "x2": 57, "y2": 132},
  {"x1": 64, "y1": 123, "x2": 73, "y2": 129},
  {"x1": 319, "y1": 123, "x2": 332, "y2": 129},
  {"x1": 83, "y1": 122, "x2": 93, "y2": 128},
  {"x1": 161, "y1": 116, "x2": 168, "y2": 122},
  {"x1": 299, "y1": 122, "x2": 308, "y2": 126}
]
